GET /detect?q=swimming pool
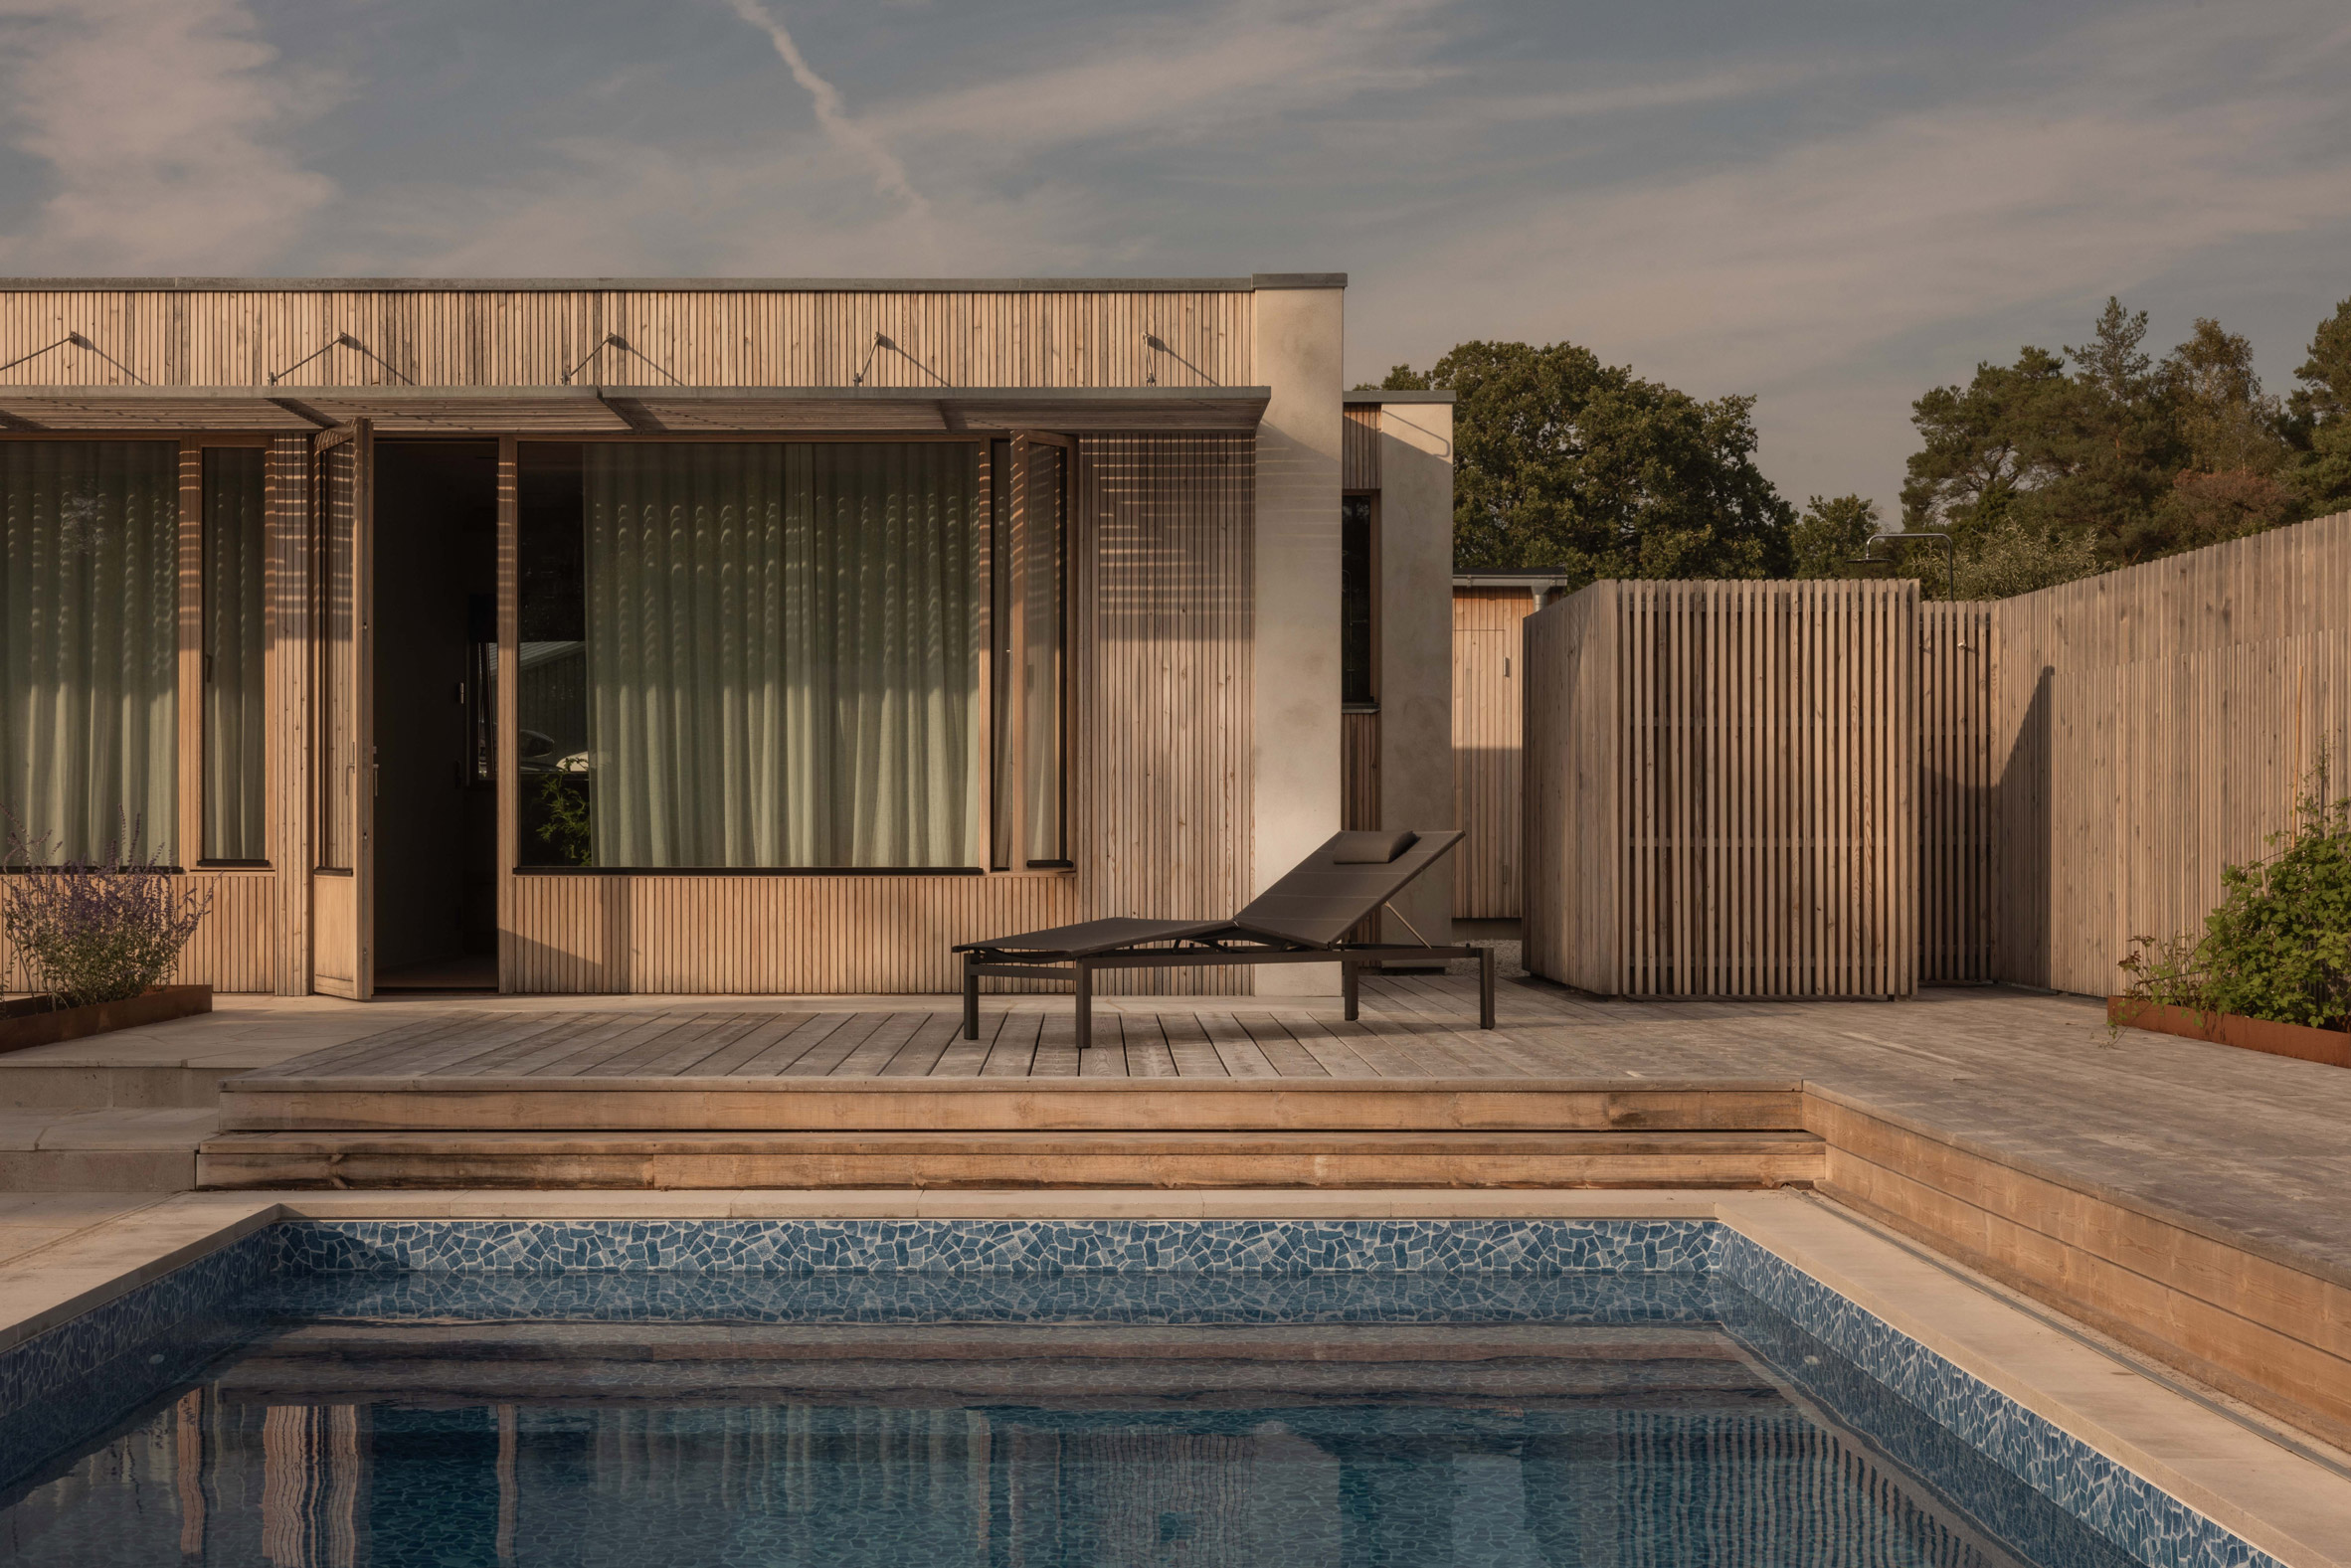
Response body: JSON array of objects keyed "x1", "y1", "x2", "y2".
[{"x1": 0, "y1": 1220, "x2": 2285, "y2": 1566}]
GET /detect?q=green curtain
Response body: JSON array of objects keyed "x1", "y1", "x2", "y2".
[
  {"x1": 203, "y1": 447, "x2": 267, "y2": 860},
  {"x1": 585, "y1": 441, "x2": 980, "y2": 867},
  {"x1": 0, "y1": 441, "x2": 179, "y2": 863}
]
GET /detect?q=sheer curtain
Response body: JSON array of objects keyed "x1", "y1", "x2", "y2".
[
  {"x1": 203, "y1": 447, "x2": 267, "y2": 860},
  {"x1": 585, "y1": 442, "x2": 980, "y2": 868},
  {"x1": 0, "y1": 441, "x2": 179, "y2": 863}
]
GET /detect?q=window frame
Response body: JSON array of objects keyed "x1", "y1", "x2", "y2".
[{"x1": 506, "y1": 432, "x2": 1071, "y2": 878}]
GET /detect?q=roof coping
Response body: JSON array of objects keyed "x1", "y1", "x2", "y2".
[{"x1": 1345, "y1": 390, "x2": 1456, "y2": 405}]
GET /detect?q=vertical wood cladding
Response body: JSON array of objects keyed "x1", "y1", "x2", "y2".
[
  {"x1": 1991, "y1": 511, "x2": 2351, "y2": 995},
  {"x1": 1918, "y1": 603, "x2": 1995, "y2": 982},
  {"x1": 1452, "y1": 589, "x2": 1541, "y2": 919},
  {"x1": 0, "y1": 289, "x2": 1254, "y2": 390},
  {"x1": 1525, "y1": 581, "x2": 1918, "y2": 999}
]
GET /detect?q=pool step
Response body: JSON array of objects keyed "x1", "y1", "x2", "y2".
[
  {"x1": 215, "y1": 1078, "x2": 1809, "y2": 1134},
  {"x1": 194, "y1": 1128, "x2": 1826, "y2": 1190}
]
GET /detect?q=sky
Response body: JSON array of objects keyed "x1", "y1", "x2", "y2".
[{"x1": 1, "y1": 0, "x2": 2347, "y2": 512}]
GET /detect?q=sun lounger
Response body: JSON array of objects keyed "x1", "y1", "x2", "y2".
[{"x1": 955, "y1": 829, "x2": 1495, "y2": 1048}]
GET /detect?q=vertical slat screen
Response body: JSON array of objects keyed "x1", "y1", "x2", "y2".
[
  {"x1": 1525, "y1": 580, "x2": 1918, "y2": 998},
  {"x1": 265, "y1": 436, "x2": 311, "y2": 993},
  {"x1": 1075, "y1": 434, "x2": 1254, "y2": 994}
]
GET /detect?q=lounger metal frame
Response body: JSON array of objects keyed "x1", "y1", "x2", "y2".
[{"x1": 961, "y1": 938, "x2": 1498, "y2": 1049}]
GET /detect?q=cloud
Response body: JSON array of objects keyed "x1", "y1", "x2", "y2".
[
  {"x1": 0, "y1": 0, "x2": 337, "y2": 272},
  {"x1": 1347, "y1": 0, "x2": 2351, "y2": 505},
  {"x1": 867, "y1": 0, "x2": 1452, "y2": 161},
  {"x1": 722, "y1": 0, "x2": 929, "y2": 220}
]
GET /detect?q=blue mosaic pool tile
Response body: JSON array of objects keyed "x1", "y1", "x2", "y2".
[
  {"x1": 0, "y1": 1226, "x2": 275, "y2": 1485},
  {"x1": 1713, "y1": 1228, "x2": 2280, "y2": 1568},
  {"x1": 267, "y1": 1217, "x2": 1723, "y2": 1277}
]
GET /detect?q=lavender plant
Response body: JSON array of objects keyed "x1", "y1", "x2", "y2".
[{"x1": 1, "y1": 817, "x2": 213, "y2": 1008}]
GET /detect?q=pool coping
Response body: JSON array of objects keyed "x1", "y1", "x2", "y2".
[{"x1": 0, "y1": 1188, "x2": 2345, "y2": 1568}]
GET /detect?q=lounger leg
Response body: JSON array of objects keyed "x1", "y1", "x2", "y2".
[
  {"x1": 1343, "y1": 958, "x2": 1359, "y2": 1022},
  {"x1": 1075, "y1": 960, "x2": 1094, "y2": 1051},
  {"x1": 1478, "y1": 946, "x2": 1497, "y2": 1030},
  {"x1": 962, "y1": 954, "x2": 981, "y2": 1041}
]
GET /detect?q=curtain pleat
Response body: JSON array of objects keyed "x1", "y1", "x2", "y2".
[
  {"x1": 204, "y1": 447, "x2": 267, "y2": 860},
  {"x1": 0, "y1": 441, "x2": 179, "y2": 863},
  {"x1": 585, "y1": 442, "x2": 978, "y2": 868}
]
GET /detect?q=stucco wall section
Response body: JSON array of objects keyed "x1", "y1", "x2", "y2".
[{"x1": 1249, "y1": 286, "x2": 1345, "y2": 994}]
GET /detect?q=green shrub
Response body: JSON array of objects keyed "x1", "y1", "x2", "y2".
[{"x1": 2118, "y1": 769, "x2": 2351, "y2": 1031}]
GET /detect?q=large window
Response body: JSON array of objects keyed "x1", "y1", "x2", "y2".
[
  {"x1": 202, "y1": 447, "x2": 267, "y2": 861},
  {"x1": 0, "y1": 441, "x2": 180, "y2": 862},
  {"x1": 519, "y1": 441, "x2": 985, "y2": 869}
]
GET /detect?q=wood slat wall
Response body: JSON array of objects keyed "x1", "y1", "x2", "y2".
[
  {"x1": 0, "y1": 871, "x2": 275, "y2": 993},
  {"x1": 1341, "y1": 405, "x2": 1380, "y2": 490},
  {"x1": 1452, "y1": 589, "x2": 1540, "y2": 918},
  {"x1": 1525, "y1": 581, "x2": 1918, "y2": 998},
  {"x1": 1919, "y1": 602, "x2": 1996, "y2": 982},
  {"x1": 508, "y1": 873, "x2": 1078, "y2": 994},
  {"x1": 0, "y1": 289, "x2": 1253, "y2": 390},
  {"x1": 1992, "y1": 511, "x2": 2351, "y2": 995}
]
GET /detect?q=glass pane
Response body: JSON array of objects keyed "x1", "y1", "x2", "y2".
[
  {"x1": 1342, "y1": 494, "x2": 1374, "y2": 706},
  {"x1": 0, "y1": 441, "x2": 179, "y2": 864},
  {"x1": 517, "y1": 443, "x2": 589, "y2": 865},
  {"x1": 202, "y1": 447, "x2": 267, "y2": 860},
  {"x1": 523, "y1": 441, "x2": 983, "y2": 869}
]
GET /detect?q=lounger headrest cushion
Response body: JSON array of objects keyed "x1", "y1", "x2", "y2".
[{"x1": 1330, "y1": 829, "x2": 1418, "y2": 864}]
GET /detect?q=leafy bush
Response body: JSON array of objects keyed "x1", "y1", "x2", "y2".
[
  {"x1": 1, "y1": 818, "x2": 213, "y2": 1008},
  {"x1": 2117, "y1": 770, "x2": 2351, "y2": 1031}
]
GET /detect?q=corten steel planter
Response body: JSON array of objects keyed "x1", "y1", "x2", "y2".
[
  {"x1": 2106, "y1": 996, "x2": 2351, "y2": 1068},
  {"x1": 0, "y1": 985, "x2": 213, "y2": 1055}
]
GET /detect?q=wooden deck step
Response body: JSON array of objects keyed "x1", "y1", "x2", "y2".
[
  {"x1": 215, "y1": 1078, "x2": 1808, "y2": 1134},
  {"x1": 195, "y1": 1129, "x2": 1827, "y2": 1191}
]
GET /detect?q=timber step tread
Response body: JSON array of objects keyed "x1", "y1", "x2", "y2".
[
  {"x1": 194, "y1": 1129, "x2": 1827, "y2": 1191},
  {"x1": 215, "y1": 1083, "x2": 1810, "y2": 1134},
  {"x1": 201, "y1": 1130, "x2": 1822, "y2": 1154}
]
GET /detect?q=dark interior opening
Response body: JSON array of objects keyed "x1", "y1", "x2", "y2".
[{"x1": 372, "y1": 439, "x2": 500, "y2": 991}]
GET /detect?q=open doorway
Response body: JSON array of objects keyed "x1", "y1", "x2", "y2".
[{"x1": 371, "y1": 439, "x2": 500, "y2": 991}]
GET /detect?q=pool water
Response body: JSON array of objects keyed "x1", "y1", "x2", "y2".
[{"x1": 0, "y1": 1270, "x2": 2146, "y2": 1568}]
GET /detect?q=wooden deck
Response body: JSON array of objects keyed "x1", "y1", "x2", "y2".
[{"x1": 197, "y1": 973, "x2": 2351, "y2": 1450}]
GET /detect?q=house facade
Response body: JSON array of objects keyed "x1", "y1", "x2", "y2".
[{"x1": 0, "y1": 275, "x2": 1453, "y2": 997}]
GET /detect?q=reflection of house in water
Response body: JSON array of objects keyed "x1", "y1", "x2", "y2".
[{"x1": 0, "y1": 1331, "x2": 2034, "y2": 1568}]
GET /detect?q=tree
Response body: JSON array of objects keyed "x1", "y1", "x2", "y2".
[
  {"x1": 1380, "y1": 341, "x2": 1793, "y2": 580},
  {"x1": 2289, "y1": 296, "x2": 2351, "y2": 516},
  {"x1": 1899, "y1": 296, "x2": 2301, "y2": 578},
  {"x1": 2154, "y1": 317, "x2": 2295, "y2": 546},
  {"x1": 1788, "y1": 493, "x2": 1879, "y2": 578}
]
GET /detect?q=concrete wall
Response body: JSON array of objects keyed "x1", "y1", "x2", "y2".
[
  {"x1": 1249, "y1": 282, "x2": 1346, "y2": 993},
  {"x1": 1371, "y1": 396, "x2": 1456, "y2": 950}
]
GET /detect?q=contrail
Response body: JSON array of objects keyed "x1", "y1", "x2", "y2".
[{"x1": 724, "y1": 0, "x2": 930, "y2": 219}]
